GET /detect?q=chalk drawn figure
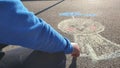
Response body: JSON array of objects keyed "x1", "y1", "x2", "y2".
[{"x1": 58, "y1": 18, "x2": 120, "y2": 62}]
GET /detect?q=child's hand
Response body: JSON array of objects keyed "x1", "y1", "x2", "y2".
[{"x1": 71, "y1": 43, "x2": 80, "y2": 57}]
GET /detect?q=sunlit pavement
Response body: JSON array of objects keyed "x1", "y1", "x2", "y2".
[{"x1": 22, "y1": 0, "x2": 120, "y2": 68}]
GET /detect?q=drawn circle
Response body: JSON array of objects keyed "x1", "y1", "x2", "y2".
[{"x1": 58, "y1": 18, "x2": 105, "y2": 35}]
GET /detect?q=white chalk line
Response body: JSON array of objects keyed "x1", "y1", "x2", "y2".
[
  {"x1": 58, "y1": 18, "x2": 120, "y2": 62},
  {"x1": 74, "y1": 34, "x2": 120, "y2": 61}
]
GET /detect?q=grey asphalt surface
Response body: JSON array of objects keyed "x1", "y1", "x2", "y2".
[{"x1": 22, "y1": 0, "x2": 120, "y2": 68}]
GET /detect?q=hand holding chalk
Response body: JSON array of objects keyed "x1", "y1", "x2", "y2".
[{"x1": 71, "y1": 43, "x2": 80, "y2": 57}]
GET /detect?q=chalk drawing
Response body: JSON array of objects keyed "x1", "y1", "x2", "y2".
[
  {"x1": 58, "y1": 18, "x2": 120, "y2": 62},
  {"x1": 59, "y1": 12, "x2": 96, "y2": 17}
]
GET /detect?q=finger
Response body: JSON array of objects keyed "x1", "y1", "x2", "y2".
[{"x1": 71, "y1": 53, "x2": 80, "y2": 57}]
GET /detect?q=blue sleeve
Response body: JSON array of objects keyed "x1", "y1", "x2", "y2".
[{"x1": 0, "y1": 0, "x2": 73, "y2": 54}]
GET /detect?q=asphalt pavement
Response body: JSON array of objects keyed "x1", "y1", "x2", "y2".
[{"x1": 22, "y1": 0, "x2": 120, "y2": 68}]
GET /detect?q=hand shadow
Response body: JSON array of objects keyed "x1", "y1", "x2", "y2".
[{"x1": 69, "y1": 57, "x2": 77, "y2": 68}]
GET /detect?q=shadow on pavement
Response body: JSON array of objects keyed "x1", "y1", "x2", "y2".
[
  {"x1": 69, "y1": 57, "x2": 77, "y2": 68},
  {"x1": 0, "y1": 47, "x2": 66, "y2": 68}
]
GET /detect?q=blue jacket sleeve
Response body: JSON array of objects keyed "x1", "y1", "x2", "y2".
[{"x1": 0, "y1": 0, "x2": 73, "y2": 54}]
